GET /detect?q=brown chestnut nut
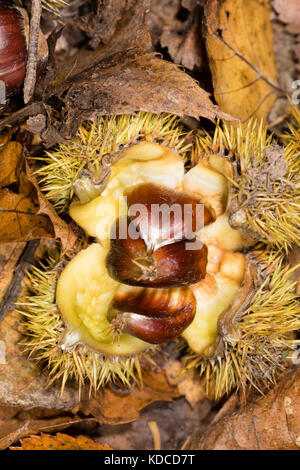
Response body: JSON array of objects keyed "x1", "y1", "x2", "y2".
[
  {"x1": 125, "y1": 182, "x2": 215, "y2": 249},
  {"x1": 108, "y1": 285, "x2": 196, "y2": 344},
  {"x1": 0, "y1": 2, "x2": 27, "y2": 95},
  {"x1": 106, "y1": 216, "x2": 208, "y2": 288}
]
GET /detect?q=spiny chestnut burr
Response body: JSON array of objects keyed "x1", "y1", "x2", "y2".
[
  {"x1": 0, "y1": 2, "x2": 27, "y2": 94},
  {"x1": 108, "y1": 286, "x2": 196, "y2": 344},
  {"x1": 21, "y1": 112, "x2": 300, "y2": 395},
  {"x1": 106, "y1": 216, "x2": 208, "y2": 288}
]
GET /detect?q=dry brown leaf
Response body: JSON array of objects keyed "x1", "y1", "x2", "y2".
[
  {"x1": 0, "y1": 291, "x2": 82, "y2": 412},
  {"x1": 10, "y1": 433, "x2": 112, "y2": 450},
  {"x1": 75, "y1": 0, "x2": 137, "y2": 48},
  {"x1": 150, "y1": 0, "x2": 204, "y2": 70},
  {"x1": 0, "y1": 188, "x2": 54, "y2": 243},
  {"x1": 0, "y1": 134, "x2": 52, "y2": 245},
  {"x1": 79, "y1": 366, "x2": 179, "y2": 424},
  {"x1": 0, "y1": 134, "x2": 76, "y2": 248},
  {"x1": 273, "y1": 0, "x2": 300, "y2": 34},
  {"x1": 160, "y1": 18, "x2": 204, "y2": 70},
  {"x1": 47, "y1": 0, "x2": 231, "y2": 137},
  {"x1": 204, "y1": 0, "x2": 279, "y2": 122},
  {"x1": 183, "y1": 367, "x2": 300, "y2": 450},
  {"x1": 26, "y1": 163, "x2": 78, "y2": 253},
  {"x1": 62, "y1": 49, "x2": 231, "y2": 136}
]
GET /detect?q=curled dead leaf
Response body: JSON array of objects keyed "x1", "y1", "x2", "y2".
[{"x1": 62, "y1": 50, "x2": 232, "y2": 137}]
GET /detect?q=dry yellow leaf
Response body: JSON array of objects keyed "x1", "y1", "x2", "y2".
[
  {"x1": 204, "y1": 0, "x2": 279, "y2": 123},
  {"x1": 11, "y1": 433, "x2": 112, "y2": 450}
]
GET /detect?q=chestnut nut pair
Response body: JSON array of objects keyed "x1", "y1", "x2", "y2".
[{"x1": 105, "y1": 182, "x2": 214, "y2": 344}]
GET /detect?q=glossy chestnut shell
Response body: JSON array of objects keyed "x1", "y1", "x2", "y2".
[{"x1": 0, "y1": 2, "x2": 27, "y2": 94}]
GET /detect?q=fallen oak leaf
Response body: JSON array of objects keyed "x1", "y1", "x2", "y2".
[
  {"x1": 10, "y1": 432, "x2": 111, "y2": 450},
  {"x1": 204, "y1": 0, "x2": 280, "y2": 123},
  {"x1": 183, "y1": 366, "x2": 300, "y2": 450}
]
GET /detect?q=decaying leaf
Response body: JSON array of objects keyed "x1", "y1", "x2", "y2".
[
  {"x1": 160, "y1": 18, "x2": 203, "y2": 71},
  {"x1": 75, "y1": 0, "x2": 137, "y2": 48},
  {"x1": 10, "y1": 433, "x2": 112, "y2": 450},
  {"x1": 0, "y1": 134, "x2": 54, "y2": 243},
  {"x1": 204, "y1": 0, "x2": 279, "y2": 122},
  {"x1": 0, "y1": 134, "x2": 77, "y2": 250},
  {"x1": 183, "y1": 367, "x2": 300, "y2": 450},
  {"x1": 150, "y1": 0, "x2": 204, "y2": 70},
  {"x1": 0, "y1": 241, "x2": 82, "y2": 410}
]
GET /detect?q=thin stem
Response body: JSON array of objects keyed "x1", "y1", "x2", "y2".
[{"x1": 24, "y1": 0, "x2": 42, "y2": 104}]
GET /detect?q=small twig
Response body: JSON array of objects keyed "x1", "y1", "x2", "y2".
[
  {"x1": 148, "y1": 421, "x2": 161, "y2": 451},
  {"x1": 0, "y1": 102, "x2": 46, "y2": 132},
  {"x1": 24, "y1": 0, "x2": 42, "y2": 104}
]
